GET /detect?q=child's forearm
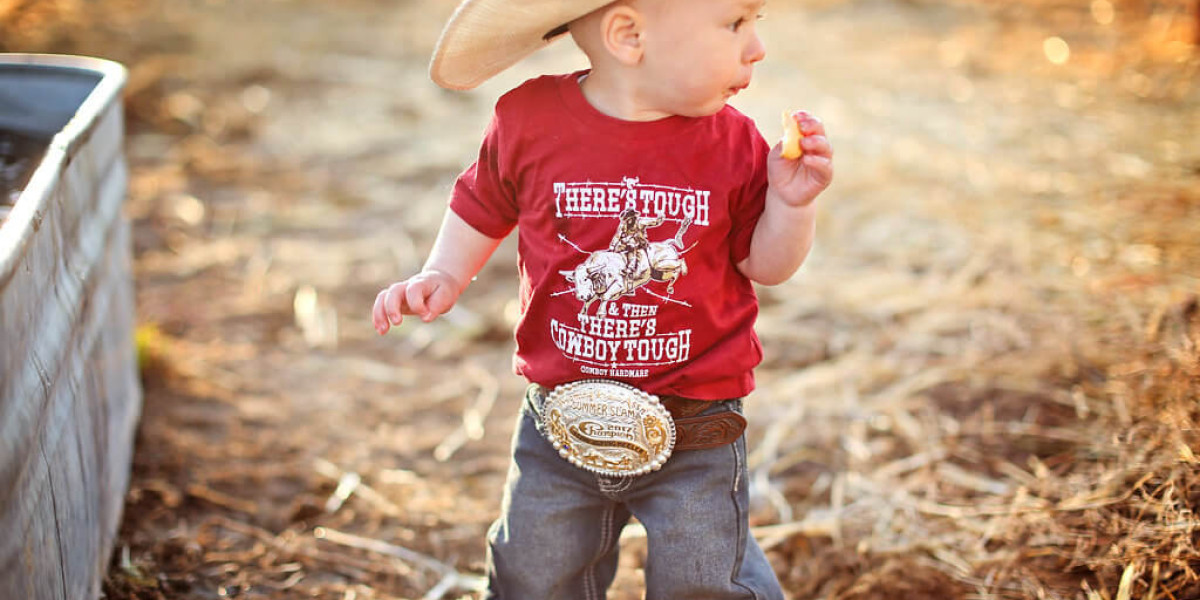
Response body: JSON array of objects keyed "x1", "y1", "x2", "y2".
[
  {"x1": 736, "y1": 188, "x2": 817, "y2": 286},
  {"x1": 423, "y1": 209, "x2": 506, "y2": 292}
]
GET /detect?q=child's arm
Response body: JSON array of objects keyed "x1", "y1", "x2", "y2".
[
  {"x1": 372, "y1": 209, "x2": 505, "y2": 334},
  {"x1": 737, "y1": 111, "x2": 833, "y2": 286}
]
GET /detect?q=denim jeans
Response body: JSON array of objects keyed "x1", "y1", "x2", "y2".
[{"x1": 482, "y1": 387, "x2": 784, "y2": 600}]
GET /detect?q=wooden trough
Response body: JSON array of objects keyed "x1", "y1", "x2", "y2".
[{"x1": 0, "y1": 54, "x2": 140, "y2": 599}]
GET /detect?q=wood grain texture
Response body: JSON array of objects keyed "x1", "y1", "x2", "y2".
[{"x1": 0, "y1": 55, "x2": 139, "y2": 600}]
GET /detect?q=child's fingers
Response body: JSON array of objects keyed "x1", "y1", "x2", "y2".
[
  {"x1": 374, "y1": 274, "x2": 458, "y2": 331},
  {"x1": 372, "y1": 290, "x2": 391, "y2": 334},
  {"x1": 384, "y1": 282, "x2": 410, "y2": 326},
  {"x1": 800, "y1": 134, "x2": 832, "y2": 158},
  {"x1": 802, "y1": 154, "x2": 834, "y2": 187},
  {"x1": 406, "y1": 280, "x2": 437, "y2": 322},
  {"x1": 424, "y1": 283, "x2": 457, "y2": 320},
  {"x1": 791, "y1": 111, "x2": 825, "y2": 138}
]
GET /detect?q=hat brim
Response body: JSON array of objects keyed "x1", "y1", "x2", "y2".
[{"x1": 430, "y1": 0, "x2": 615, "y2": 90}]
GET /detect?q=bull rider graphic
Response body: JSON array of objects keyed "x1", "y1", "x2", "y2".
[{"x1": 560, "y1": 209, "x2": 692, "y2": 317}]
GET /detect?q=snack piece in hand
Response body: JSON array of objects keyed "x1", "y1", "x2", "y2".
[{"x1": 780, "y1": 110, "x2": 804, "y2": 160}]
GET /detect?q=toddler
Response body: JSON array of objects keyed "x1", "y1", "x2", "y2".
[{"x1": 372, "y1": 0, "x2": 833, "y2": 597}]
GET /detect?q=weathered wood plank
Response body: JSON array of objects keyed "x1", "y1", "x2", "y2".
[{"x1": 0, "y1": 54, "x2": 139, "y2": 600}]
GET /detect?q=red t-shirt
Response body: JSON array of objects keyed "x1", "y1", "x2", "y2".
[{"x1": 450, "y1": 71, "x2": 769, "y2": 400}]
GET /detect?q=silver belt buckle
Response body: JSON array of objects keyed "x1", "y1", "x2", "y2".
[{"x1": 542, "y1": 380, "x2": 675, "y2": 477}]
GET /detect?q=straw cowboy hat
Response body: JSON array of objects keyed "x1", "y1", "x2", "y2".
[{"x1": 430, "y1": 0, "x2": 616, "y2": 90}]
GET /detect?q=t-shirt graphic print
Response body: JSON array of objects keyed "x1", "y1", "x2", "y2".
[{"x1": 553, "y1": 178, "x2": 697, "y2": 378}]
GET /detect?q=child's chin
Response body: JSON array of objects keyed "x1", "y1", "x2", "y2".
[{"x1": 681, "y1": 101, "x2": 728, "y2": 118}]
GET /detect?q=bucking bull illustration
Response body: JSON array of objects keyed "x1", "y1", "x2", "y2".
[{"x1": 560, "y1": 210, "x2": 692, "y2": 317}]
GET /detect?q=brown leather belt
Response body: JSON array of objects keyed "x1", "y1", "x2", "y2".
[{"x1": 529, "y1": 384, "x2": 746, "y2": 452}]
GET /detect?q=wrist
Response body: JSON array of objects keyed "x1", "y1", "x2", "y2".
[
  {"x1": 765, "y1": 187, "x2": 818, "y2": 215},
  {"x1": 420, "y1": 266, "x2": 468, "y2": 294}
]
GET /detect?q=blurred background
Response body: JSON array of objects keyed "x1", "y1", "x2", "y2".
[{"x1": 3, "y1": 0, "x2": 1197, "y2": 598}]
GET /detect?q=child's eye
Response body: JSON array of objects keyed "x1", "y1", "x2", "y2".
[{"x1": 729, "y1": 13, "x2": 764, "y2": 32}]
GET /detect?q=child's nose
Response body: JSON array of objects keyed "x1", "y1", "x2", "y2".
[{"x1": 744, "y1": 33, "x2": 766, "y2": 64}]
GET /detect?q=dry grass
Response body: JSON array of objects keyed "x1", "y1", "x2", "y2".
[{"x1": 3, "y1": 0, "x2": 1197, "y2": 599}]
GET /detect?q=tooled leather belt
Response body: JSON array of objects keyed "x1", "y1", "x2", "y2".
[
  {"x1": 527, "y1": 381, "x2": 747, "y2": 477},
  {"x1": 657, "y1": 394, "x2": 749, "y2": 451}
]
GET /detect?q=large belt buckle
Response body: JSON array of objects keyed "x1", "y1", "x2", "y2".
[{"x1": 543, "y1": 380, "x2": 675, "y2": 477}]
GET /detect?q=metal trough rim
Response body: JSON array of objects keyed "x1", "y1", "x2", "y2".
[{"x1": 0, "y1": 53, "x2": 128, "y2": 290}]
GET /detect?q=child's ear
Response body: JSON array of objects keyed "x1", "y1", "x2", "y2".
[{"x1": 601, "y1": 5, "x2": 644, "y2": 65}]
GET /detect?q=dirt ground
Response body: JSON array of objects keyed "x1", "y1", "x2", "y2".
[{"x1": 6, "y1": 0, "x2": 1199, "y2": 598}]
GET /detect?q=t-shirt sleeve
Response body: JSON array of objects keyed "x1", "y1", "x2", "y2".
[
  {"x1": 728, "y1": 127, "x2": 770, "y2": 264},
  {"x1": 448, "y1": 109, "x2": 519, "y2": 239}
]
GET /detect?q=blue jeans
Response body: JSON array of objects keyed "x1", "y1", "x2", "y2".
[{"x1": 483, "y1": 387, "x2": 784, "y2": 600}]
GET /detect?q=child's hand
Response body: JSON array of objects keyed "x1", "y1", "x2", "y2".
[
  {"x1": 371, "y1": 269, "x2": 463, "y2": 335},
  {"x1": 769, "y1": 110, "x2": 834, "y2": 207}
]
